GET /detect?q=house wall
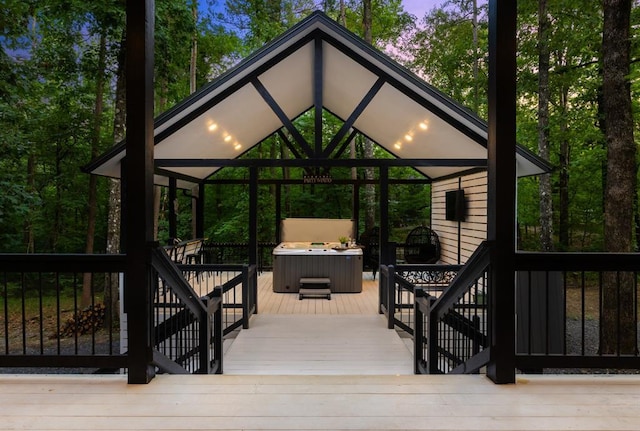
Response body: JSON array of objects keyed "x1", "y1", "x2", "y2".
[{"x1": 431, "y1": 171, "x2": 487, "y2": 264}]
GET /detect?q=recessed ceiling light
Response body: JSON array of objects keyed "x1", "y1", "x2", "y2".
[
  {"x1": 394, "y1": 142, "x2": 402, "y2": 150},
  {"x1": 234, "y1": 143, "x2": 242, "y2": 151},
  {"x1": 404, "y1": 134, "x2": 413, "y2": 142},
  {"x1": 224, "y1": 135, "x2": 232, "y2": 142},
  {"x1": 208, "y1": 123, "x2": 218, "y2": 132},
  {"x1": 419, "y1": 122, "x2": 428, "y2": 130}
]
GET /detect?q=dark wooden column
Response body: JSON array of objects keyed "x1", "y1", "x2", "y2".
[
  {"x1": 196, "y1": 183, "x2": 205, "y2": 238},
  {"x1": 486, "y1": 0, "x2": 517, "y2": 384},
  {"x1": 249, "y1": 166, "x2": 258, "y2": 265},
  {"x1": 125, "y1": 0, "x2": 156, "y2": 384},
  {"x1": 275, "y1": 183, "x2": 282, "y2": 243},
  {"x1": 168, "y1": 177, "x2": 177, "y2": 241},
  {"x1": 353, "y1": 184, "x2": 360, "y2": 240},
  {"x1": 379, "y1": 166, "x2": 389, "y2": 264}
]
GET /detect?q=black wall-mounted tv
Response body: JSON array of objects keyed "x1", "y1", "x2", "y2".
[{"x1": 445, "y1": 189, "x2": 465, "y2": 222}]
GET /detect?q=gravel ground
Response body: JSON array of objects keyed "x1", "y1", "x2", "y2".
[
  {"x1": 544, "y1": 319, "x2": 640, "y2": 374},
  {"x1": 0, "y1": 340, "x2": 121, "y2": 374}
]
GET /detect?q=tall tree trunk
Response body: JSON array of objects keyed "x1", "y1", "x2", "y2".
[
  {"x1": 190, "y1": 1, "x2": 198, "y2": 95},
  {"x1": 362, "y1": 0, "x2": 375, "y2": 230},
  {"x1": 82, "y1": 31, "x2": 107, "y2": 307},
  {"x1": 105, "y1": 32, "x2": 127, "y2": 325},
  {"x1": 24, "y1": 153, "x2": 36, "y2": 253},
  {"x1": 24, "y1": 9, "x2": 37, "y2": 254},
  {"x1": 600, "y1": 0, "x2": 636, "y2": 355},
  {"x1": 537, "y1": 0, "x2": 553, "y2": 252},
  {"x1": 558, "y1": 105, "x2": 570, "y2": 250},
  {"x1": 472, "y1": 0, "x2": 479, "y2": 113}
]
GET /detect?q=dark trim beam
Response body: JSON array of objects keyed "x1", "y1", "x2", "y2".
[
  {"x1": 251, "y1": 78, "x2": 314, "y2": 157},
  {"x1": 156, "y1": 158, "x2": 487, "y2": 169},
  {"x1": 276, "y1": 129, "x2": 313, "y2": 176},
  {"x1": 204, "y1": 178, "x2": 432, "y2": 185},
  {"x1": 155, "y1": 168, "x2": 202, "y2": 185},
  {"x1": 333, "y1": 129, "x2": 359, "y2": 159},
  {"x1": 322, "y1": 77, "x2": 385, "y2": 158}
]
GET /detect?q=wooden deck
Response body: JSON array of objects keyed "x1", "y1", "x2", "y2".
[
  {"x1": 255, "y1": 271, "x2": 380, "y2": 315},
  {"x1": 3, "y1": 273, "x2": 640, "y2": 430},
  {"x1": 1, "y1": 374, "x2": 639, "y2": 430},
  {"x1": 223, "y1": 273, "x2": 413, "y2": 375},
  {"x1": 224, "y1": 314, "x2": 414, "y2": 375}
]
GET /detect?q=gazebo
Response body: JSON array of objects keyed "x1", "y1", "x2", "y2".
[
  {"x1": 82, "y1": 10, "x2": 556, "y2": 384},
  {"x1": 85, "y1": 11, "x2": 549, "y2": 268}
]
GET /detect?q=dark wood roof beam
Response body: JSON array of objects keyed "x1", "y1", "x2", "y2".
[
  {"x1": 156, "y1": 158, "x2": 487, "y2": 168},
  {"x1": 251, "y1": 78, "x2": 315, "y2": 157},
  {"x1": 322, "y1": 77, "x2": 385, "y2": 158},
  {"x1": 333, "y1": 128, "x2": 359, "y2": 159},
  {"x1": 155, "y1": 168, "x2": 203, "y2": 185},
  {"x1": 276, "y1": 129, "x2": 314, "y2": 176}
]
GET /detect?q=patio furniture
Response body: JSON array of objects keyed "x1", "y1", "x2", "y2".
[{"x1": 403, "y1": 226, "x2": 440, "y2": 264}]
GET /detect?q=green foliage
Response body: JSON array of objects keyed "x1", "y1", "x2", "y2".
[
  {"x1": 410, "y1": 0, "x2": 489, "y2": 117},
  {"x1": 3, "y1": 0, "x2": 638, "y2": 256}
]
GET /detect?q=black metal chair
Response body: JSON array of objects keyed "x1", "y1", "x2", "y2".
[
  {"x1": 359, "y1": 226, "x2": 380, "y2": 279},
  {"x1": 403, "y1": 226, "x2": 441, "y2": 264}
]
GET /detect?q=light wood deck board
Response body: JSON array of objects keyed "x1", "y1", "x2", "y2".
[
  {"x1": 257, "y1": 272, "x2": 379, "y2": 315},
  {"x1": 1, "y1": 374, "x2": 639, "y2": 430},
  {"x1": 224, "y1": 314, "x2": 413, "y2": 375}
]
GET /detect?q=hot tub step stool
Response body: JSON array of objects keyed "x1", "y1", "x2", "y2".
[{"x1": 299, "y1": 277, "x2": 331, "y2": 300}]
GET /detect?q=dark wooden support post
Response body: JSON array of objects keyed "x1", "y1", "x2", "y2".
[
  {"x1": 275, "y1": 183, "x2": 282, "y2": 243},
  {"x1": 353, "y1": 184, "x2": 360, "y2": 240},
  {"x1": 387, "y1": 264, "x2": 395, "y2": 329},
  {"x1": 486, "y1": 0, "x2": 517, "y2": 384},
  {"x1": 314, "y1": 37, "x2": 323, "y2": 157},
  {"x1": 168, "y1": 177, "x2": 177, "y2": 241},
  {"x1": 196, "y1": 183, "x2": 205, "y2": 238},
  {"x1": 120, "y1": 160, "x2": 128, "y2": 252},
  {"x1": 125, "y1": 0, "x2": 155, "y2": 384},
  {"x1": 249, "y1": 166, "x2": 258, "y2": 266},
  {"x1": 379, "y1": 166, "x2": 390, "y2": 265}
]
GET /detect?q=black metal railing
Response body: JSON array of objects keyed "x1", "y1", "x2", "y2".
[
  {"x1": 379, "y1": 263, "x2": 461, "y2": 333},
  {"x1": 415, "y1": 242, "x2": 490, "y2": 374},
  {"x1": 177, "y1": 263, "x2": 257, "y2": 335},
  {"x1": 201, "y1": 242, "x2": 277, "y2": 270},
  {"x1": 150, "y1": 247, "x2": 223, "y2": 374},
  {"x1": 0, "y1": 254, "x2": 127, "y2": 371},
  {"x1": 514, "y1": 252, "x2": 640, "y2": 371}
]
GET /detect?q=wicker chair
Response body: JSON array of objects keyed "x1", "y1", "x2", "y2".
[{"x1": 403, "y1": 226, "x2": 440, "y2": 264}]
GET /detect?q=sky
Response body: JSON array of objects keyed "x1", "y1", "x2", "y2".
[{"x1": 402, "y1": 0, "x2": 440, "y2": 19}]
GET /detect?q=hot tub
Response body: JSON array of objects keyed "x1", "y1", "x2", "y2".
[{"x1": 272, "y1": 242, "x2": 363, "y2": 293}]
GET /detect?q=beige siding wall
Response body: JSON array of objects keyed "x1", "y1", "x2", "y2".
[{"x1": 431, "y1": 172, "x2": 487, "y2": 264}]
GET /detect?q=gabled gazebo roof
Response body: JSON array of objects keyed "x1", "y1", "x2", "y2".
[{"x1": 85, "y1": 11, "x2": 551, "y2": 187}]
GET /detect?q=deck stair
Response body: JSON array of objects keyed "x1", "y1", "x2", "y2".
[
  {"x1": 298, "y1": 277, "x2": 331, "y2": 300},
  {"x1": 223, "y1": 314, "x2": 413, "y2": 375}
]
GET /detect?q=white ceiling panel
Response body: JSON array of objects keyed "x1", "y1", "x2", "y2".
[
  {"x1": 323, "y1": 42, "x2": 380, "y2": 120},
  {"x1": 354, "y1": 84, "x2": 486, "y2": 161},
  {"x1": 157, "y1": 84, "x2": 282, "y2": 163},
  {"x1": 258, "y1": 42, "x2": 314, "y2": 119}
]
